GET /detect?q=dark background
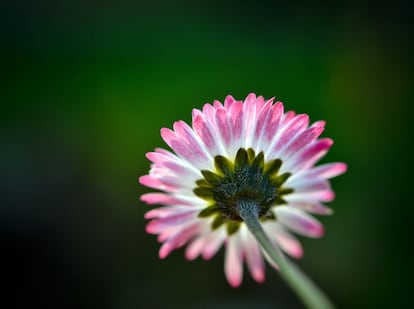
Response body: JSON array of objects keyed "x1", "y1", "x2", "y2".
[{"x1": 1, "y1": 1, "x2": 413, "y2": 308}]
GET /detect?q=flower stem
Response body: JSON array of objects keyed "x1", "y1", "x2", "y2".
[{"x1": 237, "y1": 201, "x2": 335, "y2": 309}]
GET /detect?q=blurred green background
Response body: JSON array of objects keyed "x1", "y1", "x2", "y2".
[{"x1": 1, "y1": 1, "x2": 413, "y2": 308}]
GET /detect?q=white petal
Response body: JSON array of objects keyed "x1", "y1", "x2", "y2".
[
  {"x1": 275, "y1": 206, "x2": 324, "y2": 238},
  {"x1": 241, "y1": 226, "x2": 265, "y2": 283},
  {"x1": 224, "y1": 235, "x2": 244, "y2": 287},
  {"x1": 201, "y1": 229, "x2": 226, "y2": 260},
  {"x1": 264, "y1": 222, "x2": 303, "y2": 258}
]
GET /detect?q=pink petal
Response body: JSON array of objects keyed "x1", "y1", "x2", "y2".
[
  {"x1": 154, "y1": 147, "x2": 176, "y2": 157},
  {"x1": 287, "y1": 190, "x2": 335, "y2": 202},
  {"x1": 160, "y1": 127, "x2": 176, "y2": 148},
  {"x1": 243, "y1": 93, "x2": 257, "y2": 113},
  {"x1": 294, "y1": 179, "x2": 332, "y2": 193},
  {"x1": 145, "y1": 149, "x2": 201, "y2": 190},
  {"x1": 159, "y1": 223, "x2": 200, "y2": 259},
  {"x1": 228, "y1": 101, "x2": 244, "y2": 141},
  {"x1": 144, "y1": 173, "x2": 193, "y2": 191},
  {"x1": 145, "y1": 151, "x2": 167, "y2": 164},
  {"x1": 156, "y1": 160, "x2": 188, "y2": 175},
  {"x1": 224, "y1": 95, "x2": 237, "y2": 109},
  {"x1": 144, "y1": 206, "x2": 190, "y2": 219},
  {"x1": 289, "y1": 202, "x2": 333, "y2": 215},
  {"x1": 215, "y1": 107, "x2": 231, "y2": 147},
  {"x1": 255, "y1": 95, "x2": 266, "y2": 109},
  {"x1": 173, "y1": 121, "x2": 210, "y2": 161},
  {"x1": 213, "y1": 100, "x2": 224, "y2": 110},
  {"x1": 161, "y1": 127, "x2": 208, "y2": 168},
  {"x1": 224, "y1": 236, "x2": 243, "y2": 287},
  {"x1": 146, "y1": 149, "x2": 197, "y2": 174},
  {"x1": 141, "y1": 193, "x2": 192, "y2": 206},
  {"x1": 307, "y1": 162, "x2": 348, "y2": 179},
  {"x1": 202, "y1": 103, "x2": 216, "y2": 128},
  {"x1": 243, "y1": 93, "x2": 258, "y2": 144},
  {"x1": 192, "y1": 114, "x2": 219, "y2": 154},
  {"x1": 157, "y1": 225, "x2": 182, "y2": 242},
  {"x1": 139, "y1": 175, "x2": 176, "y2": 192},
  {"x1": 252, "y1": 100, "x2": 274, "y2": 148},
  {"x1": 144, "y1": 208, "x2": 172, "y2": 219},
  {"x1": 266, "y1": 223, "x2": 303, "y2": 259},
  {"x1": 243, "y1": 232, "x2": 265, "y2": 283},
  {"x1": 146, "y1": 147, "x2": 178, "y2": 161},
  {"x1": 291, "y1": 138, "x2": 334, "y2": 171},
  {"x1": 280, "y1": 110, "x2": 296, "y2": 126},
  {"x1": 281, "y1": 126, "x2": 325, "y2": 158},
  {"x1": 185, "y1": 235, "x2": 206, "y2": 260},
  {"x1": 272, "y1": 114, "x2": 309, "y2": 152},
  {"x1": 201, "y1": 231, "x2": 226, "y2": 260},
  {"x1": 275, "y1": 206, "x2": 324, "y2": 238},
  {"x1": 146, "y1": 211, "x2": 198, "y2": 234},
  {"x1": 161, "y1": 128, "x2": 197, "y2": 160},
  {"x1": 311, "y1": 120, "x2": 326, "y2": 128},
  {"x1": 263, "y1": 102, "x2": 284, "y2": 143}
]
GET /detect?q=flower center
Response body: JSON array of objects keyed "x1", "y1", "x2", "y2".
[{"x1": 194, "y1": 148, "x2": 293, "y2": 235}]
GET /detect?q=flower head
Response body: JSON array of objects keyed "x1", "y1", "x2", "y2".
[{"x1": 139, "y1": 94, "x2": 346, "y2": 287}]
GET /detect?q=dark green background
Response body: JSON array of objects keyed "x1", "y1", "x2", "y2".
[{"x1": 2, "y1": 1, "x2": 413, "y2": 308}]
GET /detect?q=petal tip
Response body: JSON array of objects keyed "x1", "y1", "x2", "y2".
[
  {"x1": 324, "y1": 191, "x2": 336, "y2": 202},
  {"x1": 138, "y1": 175, "x2": 148, "y2": 186},
  {"x1": 145, "y1": 222, "x2": 156, "y2": 234},
  {"x1": 143, "y1": 211, "x2": 153, "y2": 219},
  {"x1": 294, "y1": 248, "x2": 304, "y2": 259},
  {"x1": 339, "y1": 162, "x2": 348, "y2": 173},
  {"x1": 160, "y1": 127, "x2": 174, "y2": 141},
  {"x1": 201, "y1": 251, "x2": 214, "y2": 260},
  {"x1": 314, "y1": 225, "x2": 325, "y2": 238},
  {"x1": 227, "y1": 277, "x2": 242, "y2": 288},
  {"x1": 252, "y1": 271, "x2": 266, "y2": 284},
  {"x1": 286, "y1": 243, "x2": 304, "y2": 259},
  {"x1": 184, "y1": 252, "x2": 195, "y2": 261},
  {"x1": 159, "y1": 245, "x2": 171, "y2": 259}
]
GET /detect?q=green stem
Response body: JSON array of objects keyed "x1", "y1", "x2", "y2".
[{"x1": 237, "y1": 201, "x2": 335, "y2": 309}]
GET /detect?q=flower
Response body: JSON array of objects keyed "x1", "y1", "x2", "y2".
[{"x1": 139, "y1": 93, "x2": 346, "y2": 287}]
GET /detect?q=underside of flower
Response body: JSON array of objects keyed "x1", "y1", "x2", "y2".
[
  {"x1": 139, "y1": 93, "x2": 347, "y2": 288},
  {"x1": 195, "y1": 148, "x2": 293, "y2": 235}
]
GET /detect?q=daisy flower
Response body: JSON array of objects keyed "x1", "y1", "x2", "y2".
[{"x1": 139, "y1": 93, "x2": 346, "y2": 289}]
